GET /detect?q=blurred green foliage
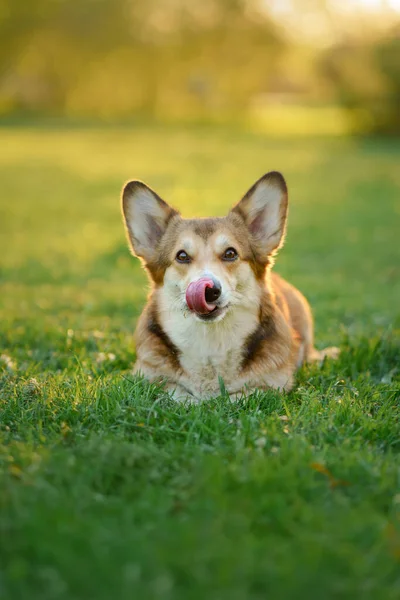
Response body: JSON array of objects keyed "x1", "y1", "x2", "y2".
[
  {"x1": 0, "y1": 0, "x2": 399, "y2": 133},
  {"x1": 321, "y1": 31, "x2": 400, "y2": 136},
  {"x1": 0, "y1": 0, "x2": 283, "y2": 118}
]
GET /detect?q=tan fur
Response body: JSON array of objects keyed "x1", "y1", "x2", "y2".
[{"x1": 121, "y1": 172, "x2": 339, "y2": 403}]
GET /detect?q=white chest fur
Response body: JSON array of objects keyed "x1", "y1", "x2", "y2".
[{"x1": 159, "y1": 301, "x2": 259, "y2": 398}]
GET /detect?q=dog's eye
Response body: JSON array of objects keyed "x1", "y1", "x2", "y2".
[
  {"x1": 222, "y1": 247, "x2": 238, "y2": 261},
  {"x1": 176, "y1": 250, "x2": 191, "y2": 263}
]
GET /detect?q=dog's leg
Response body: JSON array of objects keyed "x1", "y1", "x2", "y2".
[{"x1": 307, "y1": 346, "x2": 340, "y2": 363}]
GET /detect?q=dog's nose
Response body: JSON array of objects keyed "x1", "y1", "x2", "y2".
[
  {"x1": 205, "y1": 279, "x2": 221, "y2": 303},
  {"x1": 186, "y1": 276, "x2": 222, "y2": 315}
]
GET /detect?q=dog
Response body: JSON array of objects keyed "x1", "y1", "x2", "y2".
[{"x1": 121, "y1": 172, "x2": 339, "y2": 402}]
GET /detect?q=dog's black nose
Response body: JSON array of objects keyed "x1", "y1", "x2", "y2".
[{"x1": 205, "y1": 280, "x2": 222, "y2": 303}]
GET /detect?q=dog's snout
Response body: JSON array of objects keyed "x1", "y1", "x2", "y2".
[
  {"x1": 205, "y1": 280, "x2": 221, "y2": 303},
  {"x1": 186, "y1": 276, "x2": 222, "y2": 316}
]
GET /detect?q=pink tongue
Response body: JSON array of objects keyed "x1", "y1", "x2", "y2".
[{"x1": 186, "y1": 277, "x2": 216, "y2": 315}]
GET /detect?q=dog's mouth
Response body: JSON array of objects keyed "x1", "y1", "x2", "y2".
[
  {"x1": 195, "y1": 304, "x2": 228, "y2": 322},
  {"x1": 186, "y1": 277, "x2": 217, "y2": 314},
  {"x1": 185, "y1": 277, "x2": 227, "y2": 322}
]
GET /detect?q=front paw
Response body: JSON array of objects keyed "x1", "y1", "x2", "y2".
[{"x1": 164, "y1": 383, "x2": 199, "y2": 404}]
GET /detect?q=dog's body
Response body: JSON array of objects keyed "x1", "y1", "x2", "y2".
[{"x1": 122, "y1": 172, "x2": 338, "y2": 402}]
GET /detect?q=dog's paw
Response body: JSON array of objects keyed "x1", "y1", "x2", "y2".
[
  {"x1": 164, "y1": 384, "x2": 199, "y2": 404},
  {"x1": 308, "y1": 346, "x2": 340, "y2": 363},
  {"x1": 320, "y1": 346, "x2": 341, "y2": 360}
]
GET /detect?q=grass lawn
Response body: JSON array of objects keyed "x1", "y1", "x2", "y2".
[{"x1": 1, "y1": 121, "x2": 400, "y2": 599}]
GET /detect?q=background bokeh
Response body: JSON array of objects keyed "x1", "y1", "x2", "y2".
[{"x1": 1, "y1": 0, "x2": 400, "y2": 134}]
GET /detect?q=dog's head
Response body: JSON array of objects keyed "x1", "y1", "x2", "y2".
[{"x1": 122, "y1": 172, "x2": 288, "y2": 323}]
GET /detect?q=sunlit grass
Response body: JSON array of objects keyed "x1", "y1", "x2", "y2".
[{"x1": 0, "y1": 122, "x2": 399, "y2": 599}]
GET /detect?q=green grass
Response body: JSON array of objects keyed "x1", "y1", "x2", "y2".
[{"x1": 1, "y1": 122, "x2": 400, "y2": 600}]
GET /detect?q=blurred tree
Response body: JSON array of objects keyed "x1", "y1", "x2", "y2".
[
  {"x1": 1, "y1": 0, "x2": 399, "y2": 133},
  {"x1": 0, "y1": 0, "x2": 284, "y2": 118},
  {"x1": 321, "y1": 28, "x2": 400, "y2": 135}
]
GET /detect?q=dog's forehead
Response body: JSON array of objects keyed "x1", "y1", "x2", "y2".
[
  {"x1": 161, "y1": 212, "x2": 252, "y2": 258},
  {"x1": 180, "y1": 226, "x2": 235, "y2": 257},
  {"x1": 175, "y1": 216, "x2": 239, "y2": 241},
  {"x1": 183, "y1": 217, "x2": 220, "y2": 240}
]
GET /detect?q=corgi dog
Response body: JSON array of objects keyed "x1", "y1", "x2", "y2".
[{"x1": 121, "y1": 172, "x2": 339, "y2": 402}]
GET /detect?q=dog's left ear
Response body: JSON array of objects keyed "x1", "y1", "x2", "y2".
[{"x1": 231, "y1": 171, "x2": 288, "y2": 261}]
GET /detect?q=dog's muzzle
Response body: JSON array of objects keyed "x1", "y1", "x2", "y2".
[{"x1": 185, "y1": 277, "x2": 222, "y2": 315}]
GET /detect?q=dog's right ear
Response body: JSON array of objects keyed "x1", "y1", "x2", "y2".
[{"x1": 121, "y1": 181, "x2": 179, "y2": 263}]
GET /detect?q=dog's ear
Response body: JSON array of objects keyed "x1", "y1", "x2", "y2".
[
  {"x1": 231, "y1": 171, "x2": 288, "y2": 261},
  {"x1": 122, "y1": 181, "x2": 179, "y2": 263}
]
